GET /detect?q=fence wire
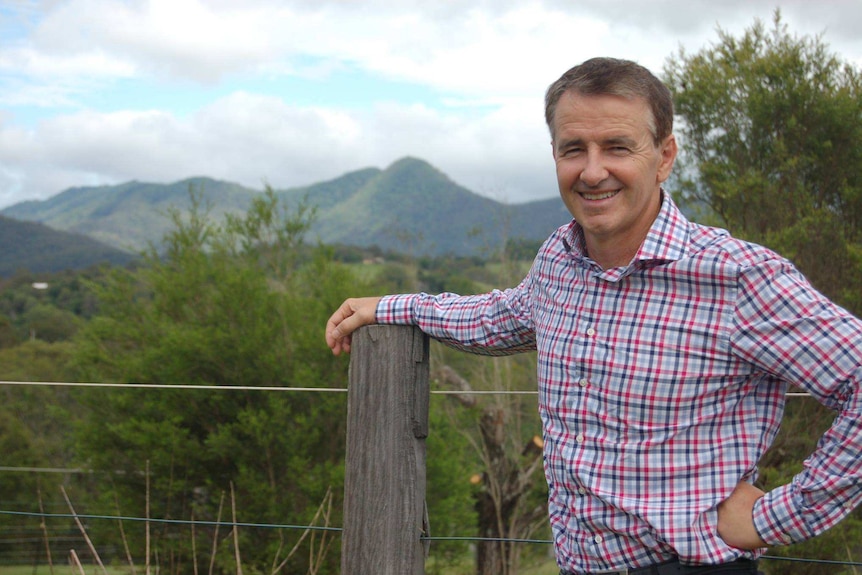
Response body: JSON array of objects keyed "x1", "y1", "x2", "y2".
[
  {"x1": 0, "y1": 380, "x2": 813, "y2": 396},
  {"x1": 0, "y1": 379, "x2": 847, "y2": 570},
  {"x1": 0, "y1": 509, "x2": 859, "y2": 569}
]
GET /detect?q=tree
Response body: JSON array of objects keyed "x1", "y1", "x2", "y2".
[
  {"x1": 71, "y1": 188, "x2": 359, "y2": 574},
  {"x1": 433, "y1": 360, "x2": 548, "y2": 575},
  {"x1": 426, "y1": 239, "x2": 549, "y2": 575},
  {"x1": 0, "y1": 340, "x2": 81, "y2": 564},
  {"x1": 664, "y1": 11, "x2": 862, "y2": 314}
]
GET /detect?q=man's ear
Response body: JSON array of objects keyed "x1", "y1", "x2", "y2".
[{"x1": 656, "y1": 134, "x2": 678, "y2": 183}]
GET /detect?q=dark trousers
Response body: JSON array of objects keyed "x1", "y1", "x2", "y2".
[{"x1": 560, "y1": 557, "x2": 760, "y2": 575}]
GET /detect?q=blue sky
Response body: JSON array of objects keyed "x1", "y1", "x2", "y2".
[{"x1": 1, "y1": 0, "x2": 861, "y2": 209}]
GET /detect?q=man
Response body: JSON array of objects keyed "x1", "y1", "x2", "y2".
[{"x1": 325, "y1": 58, "x2": 862, "y2": 574}]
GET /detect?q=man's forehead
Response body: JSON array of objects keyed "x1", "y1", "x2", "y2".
[{"x1": 552, "y1": 91, "x2": 657, "y2": 139}]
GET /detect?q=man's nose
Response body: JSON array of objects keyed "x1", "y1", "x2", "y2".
[{"x1": 579, "y1": 150, "x2": 608, "y2": 187}]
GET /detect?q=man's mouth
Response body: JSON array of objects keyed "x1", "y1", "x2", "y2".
[{"x1": 579, "y1": 190, "x2": 620, "y2": 201}]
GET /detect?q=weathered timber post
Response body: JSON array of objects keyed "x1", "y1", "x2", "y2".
[{"x1": 341, "y1": 324, "x2": 430, "y2": 575}]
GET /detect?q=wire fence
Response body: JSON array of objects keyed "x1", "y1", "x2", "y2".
[
  {"x1": 0, "y1": 379, "x2": 815, "y2": 396},
  {"x1": 0, "y1": 378, "x2": 855, "y2": 572},
  {"x1": 1, "y1": 509, "x2": 861, "y2": 569}
]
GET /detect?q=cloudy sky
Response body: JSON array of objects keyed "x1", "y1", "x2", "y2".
[{"x1": 1, "y1": 0, "x2": 861, "y2": 209}]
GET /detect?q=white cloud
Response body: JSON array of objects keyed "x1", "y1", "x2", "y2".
[
  {"x1": 29, "y1": 0, "x2": 283, "y2": 83},
  {"x1": 1, "y1": 0, "x2": 862, "y2": 209}
]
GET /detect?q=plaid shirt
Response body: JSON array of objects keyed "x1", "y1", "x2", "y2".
[{"x1": 376, "y1": 193, "x2": 862, "y2": 572}]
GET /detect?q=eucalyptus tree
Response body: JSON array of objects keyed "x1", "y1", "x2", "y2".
[{"x1": 664, "y1": 11, "x2": 862, "y2": 314}]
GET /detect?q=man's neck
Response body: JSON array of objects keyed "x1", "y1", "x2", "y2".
[
  {"x1": 584, "y1": 191, "x2": 664, "y2": 270},
  {"x1": 586, "y1": 241, "x2": 639, "y2": 270}
]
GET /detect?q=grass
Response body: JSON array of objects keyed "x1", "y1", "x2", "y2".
[
  {"x1": 0, "y1": 567, "x2": 134, "y2": 575},
  {"x1": 0, "y1": 564, "x2": 561, "y2": 575},
  {"x1": 425, "y1": 552, "x2": 560, "y2": 575}
]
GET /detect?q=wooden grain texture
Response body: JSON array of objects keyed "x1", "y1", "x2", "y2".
[{"x1": 341, "y1": 325, "x2": 430, "y2": 575}]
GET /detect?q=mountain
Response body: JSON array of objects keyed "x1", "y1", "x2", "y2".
[
  {"x1": 0, "y1": 215, "x2": 137, "y2": 276},
  {"x1": 282, "y1": 157, "x2": 568, "y2": 255},
  {"x1": 3, "y1": 177, "x2": 259, "y2": 253},
  {"x1": 1, "y1": 158, "x2": 571, "y2": 257}
]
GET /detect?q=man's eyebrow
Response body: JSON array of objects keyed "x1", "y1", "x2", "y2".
[
  {"x1": 555, "y1": 137, "x2": 584, "y2": 150},
  {"x1": 603, "y1": 136, "x2": 638, "y2": 147},
  {"x1": 555, "y1": 135, "x2": 638, "y2": 150}
]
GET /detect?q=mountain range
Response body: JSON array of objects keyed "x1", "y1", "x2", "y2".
[{"x1": 0, "y1": 157, "x2": 572, "y2": 274}]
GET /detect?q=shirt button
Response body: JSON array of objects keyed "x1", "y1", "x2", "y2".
[
  {"x1": 594, "y1": 535, "x2": 603, "y2": 544},
  {"x1": 578, "y1": 487, "x2": 586, "y2": 495},
  {"x1": 576, "y1": 434, "x2": 585, "y2": 443},
  {"x1": 579, "y1": 378, "x2": 589, "y2": 387},
  {"x1": 586, "y1": 327, "x2": 596, "y2": 336}
]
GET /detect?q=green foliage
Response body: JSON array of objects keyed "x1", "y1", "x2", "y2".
[
  {"x1": 418, "y1": 255, "x2": 487, "y2": 295},
  {"x1": 424, "y1": 395, "x2": 480, "y2": 572},
  {"x1": 21, "y1": 304, "x2": 83, "y2": 342},
  {"x1": 0, "y1": 268, "x2": 104, "y2": 346},
  {"x1": 503, "y1": 238, "x2": 543, "y2": 263},
  {"x1": 664, "y1": 10, "x2": 862, "y2": 313},
  {"x1": 70, "y1": 187, "x2": 359, "y2": 573},
  {"x1": 0, "y1": 340, "x2": 81, "y2": 559}
]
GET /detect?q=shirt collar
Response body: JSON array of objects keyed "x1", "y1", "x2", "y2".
[
  {"x1": 563, "y1": 190, "x2": 690, "y2": 269},
  {"x1": 637, "y1": 191, "x2": 689, "y2": 264}
]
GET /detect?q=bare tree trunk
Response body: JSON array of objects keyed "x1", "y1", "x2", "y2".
[{"x1": 435, "y1": 365, "x2": 546, "y2": 575}]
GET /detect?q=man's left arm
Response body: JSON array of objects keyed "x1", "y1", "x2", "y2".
[{"x1": 731, "y1": 259, "x2": 862, "y2": 547}]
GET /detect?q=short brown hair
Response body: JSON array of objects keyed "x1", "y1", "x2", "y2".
[{"x1": 544, "y1": 57, "x2": 673, "y2": 144}]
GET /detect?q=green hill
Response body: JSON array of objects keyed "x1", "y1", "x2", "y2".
[
  {"x1": 2, "y1": 158, "x2": 570, "y2": 258},
  {"x1": 3, "y1": 177, "x2": 259, "y2": 252},
  {"x1": 0, "y1": 215, "x2": 136, "y2": 276}
]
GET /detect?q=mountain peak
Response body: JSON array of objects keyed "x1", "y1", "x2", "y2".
[
  {"x1": 385, "y1": 157, "x2": 445, "y2": 178},
  {"x1": 1, "y1": 158, "x2": 568, "y2": 258},
  {"x1": 387, "y1": 156, "x2": 433, "y2": 169}
]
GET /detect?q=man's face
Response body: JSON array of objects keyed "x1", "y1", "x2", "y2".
[{"x1": 551, "y1": 91, "x2": 677, "y2": 263}]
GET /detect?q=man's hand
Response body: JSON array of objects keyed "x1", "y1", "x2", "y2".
[
  {"x1": 325, "y1": 297, "x2": 382, "y2": 355},
  {"x1": 717, "y1": 481, "x2": 768, "y2": 550}
]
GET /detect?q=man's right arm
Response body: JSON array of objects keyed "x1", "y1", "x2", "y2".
[{"x1": 325, "y1": 296, "x2": 382, "y2": 355}]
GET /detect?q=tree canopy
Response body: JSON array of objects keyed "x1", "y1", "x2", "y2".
[{"x1": 664, "y1": 11, "x2": 862, "y2": 313}]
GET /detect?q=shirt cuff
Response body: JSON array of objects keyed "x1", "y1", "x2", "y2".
[
  {"x1": 376, "y1": 294, "x2": 420, "y2": 325},
  {"x1": 752, "y1": 483, "x2": 813, "y2": 546}
]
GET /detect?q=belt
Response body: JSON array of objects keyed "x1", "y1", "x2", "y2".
[{"x1": 562, "y1": 557, "x2": 759, "y2": 575}]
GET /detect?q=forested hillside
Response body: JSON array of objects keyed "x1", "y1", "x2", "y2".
[
  {"x1": 0, "y1": 215, "x2": 136, "y2": 276},
  {"x1": 1, "y1": 158, "x2": 569, "y2": 258}
]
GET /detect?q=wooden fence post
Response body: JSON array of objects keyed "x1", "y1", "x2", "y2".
[{"x1": 341, "y1": 324, "x2": 430, "y2": 575}]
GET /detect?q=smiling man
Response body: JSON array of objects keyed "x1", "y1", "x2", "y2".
[
  {"x1": 550, "y1": 88, "x2": 675, "y2": 269},
  {"x1": 325, "y1": 57, "x2": 862, "y2": 575}
]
